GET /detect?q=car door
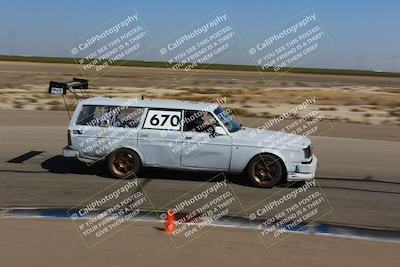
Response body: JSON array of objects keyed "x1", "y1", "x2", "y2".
[
  {"x1": 138, "y1": 108, "x2": 183, "y2": 167},
  {"x1": 181, "y1": 110, "x2": 232, "y2": 170}
]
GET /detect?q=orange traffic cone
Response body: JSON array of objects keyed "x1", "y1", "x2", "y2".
[{"x1": 165, "y1": 210, "x2": 176, "y2": 234}]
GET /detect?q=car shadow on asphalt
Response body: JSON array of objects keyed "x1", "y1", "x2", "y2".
[
  {"x1": 41, "y1": 155, "x2": 252, "y2": 187},
  {"x1": 40, "y1": 156, "x2": 400, "y2": 193},
  {"x1": 41, "y1": 155, "x2": 111, "y2": 178}
]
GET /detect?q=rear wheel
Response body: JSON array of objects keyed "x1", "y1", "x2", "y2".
[
  {"x1": 247, "y1": 154, "x2": 283, "y2": 188},
  {"x1": 107, "y1": 148, "x2": 141, "y2": 179}
]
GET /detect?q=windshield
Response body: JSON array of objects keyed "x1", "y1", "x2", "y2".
[{"x1": 214, "y1": 107, "x2": 241, "y2": 133}]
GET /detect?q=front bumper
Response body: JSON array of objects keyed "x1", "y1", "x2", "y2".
[
  {"x1": 63, "y1": 146, "x2": 79, "y2": 158},
  {"x1": 287, "y1": 155, "x2": 318, "y2": 181}
]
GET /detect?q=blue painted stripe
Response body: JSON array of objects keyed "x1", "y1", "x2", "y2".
[
  {"x1": 315, "y1": 223, "x2": 329, "y2": 234},
  {"x1": 2, "y1": 208, "x2": 399, "y2": 242}
]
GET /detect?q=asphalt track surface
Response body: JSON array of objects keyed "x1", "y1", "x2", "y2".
[{"x1": 0, "y1": 110, "x2": 399, "y2": 230}]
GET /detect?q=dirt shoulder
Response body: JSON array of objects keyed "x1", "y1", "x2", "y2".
[
  {"x1": 0, "y1": 61, "x2": 399, "y2": 125},
  {"x1": 0, "y1": 218, "x2": 398, "y2": 267}
]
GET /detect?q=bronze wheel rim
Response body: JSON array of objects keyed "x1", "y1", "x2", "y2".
[
  {"x1": 250, "y1": 158, "x2": 280, "y2": 185},
  {"x1": 112, "y1": 152, "x2": 135, "y2": 176}
]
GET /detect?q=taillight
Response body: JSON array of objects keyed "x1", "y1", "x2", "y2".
[{"x1": 67, "y1": 130, "x2": 72, "y2": 147}]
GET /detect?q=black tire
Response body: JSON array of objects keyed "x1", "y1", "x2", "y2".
[
  {"x1": 246, "y1": 154, "x2": 284, "y2": 188},
  {"x1": 107, "y1": 148, "x2": 141, "y2": 179}
]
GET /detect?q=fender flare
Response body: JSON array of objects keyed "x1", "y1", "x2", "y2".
[
  {"x1": 112, "y1": 146, "x2": 145, "y2": 165},
  {"x1": 244, "y1": 149, "x2": 289, "y2": 175}
]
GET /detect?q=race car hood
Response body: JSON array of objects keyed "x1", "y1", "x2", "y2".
[{"x1": 230, "y1": 127, "x2": 311, "y2": 151}]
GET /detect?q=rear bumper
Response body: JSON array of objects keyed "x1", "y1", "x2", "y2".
[
  {"x1": 63, "y1": 147, "x2": 98, "y2": 164},
  {"x1": 287, "y1": 155, "x2": 318, "y2": 181},
  {"x1": 63, "y1": 146, "x2": 79, "y2": 158}
]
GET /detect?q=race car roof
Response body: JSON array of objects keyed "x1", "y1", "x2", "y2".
[{"x1": 79, "y1": 97, "x2": 221, "y2": 111}]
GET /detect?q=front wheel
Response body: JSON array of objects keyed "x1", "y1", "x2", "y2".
[
  {"x1": 247, "y1": 154, "x2": 284, "y2": 188},
  {"x1": 107, "y1": 148, "x2": 141, "y2": 179}
]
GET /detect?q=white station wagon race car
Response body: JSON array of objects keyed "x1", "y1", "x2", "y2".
[{"x1": 63, "y1": 97, "x2": 318, "y2": 188}]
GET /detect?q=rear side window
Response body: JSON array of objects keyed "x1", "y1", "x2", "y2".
[
  {"x1": 114, "y1": 107, "x2": 144, "y2": 128},
  {"x1": 76, "y1": 105, "x2": 144, "y2": 128}
]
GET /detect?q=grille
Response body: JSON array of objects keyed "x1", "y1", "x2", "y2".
[{"x1": 303, "y1": 145, "x2": 312, "y2": 159}]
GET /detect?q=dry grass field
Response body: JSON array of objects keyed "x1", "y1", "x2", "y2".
[{"x1": 0, "y1": 61, "x2": 399, "y2": 125}]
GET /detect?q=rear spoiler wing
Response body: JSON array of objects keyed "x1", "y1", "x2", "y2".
[
  {"x1": 48, "y1": 78, "x2": 89, "y2": 119},
  {"x1": 48, "y1": 78, "x2": 88, "y2": 95}
]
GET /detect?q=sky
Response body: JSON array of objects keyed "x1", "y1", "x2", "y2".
[{"x1": 0, "y1": 0, "x2": 399, "y2": 72}]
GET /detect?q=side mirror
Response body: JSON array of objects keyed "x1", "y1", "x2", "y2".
[{"x1": 214, "y1": 126, "x2": 227, "y2": 136}]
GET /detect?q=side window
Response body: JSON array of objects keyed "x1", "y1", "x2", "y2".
[
  {"x1": 77, "y1": 105, "x2": 145, "y2": 128},
  {"x1": 113, "y1": 107, "x2": 144, "y2": 128},
  {"x1": 184, "y1": 110, "x2": 219, "y2": 133},
  {"x1": 76, "y1": 105, "x2": 117, "y2": 126},
  {"x1": 143, "y1": 109, "x2": 182, "y2": 131}
]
